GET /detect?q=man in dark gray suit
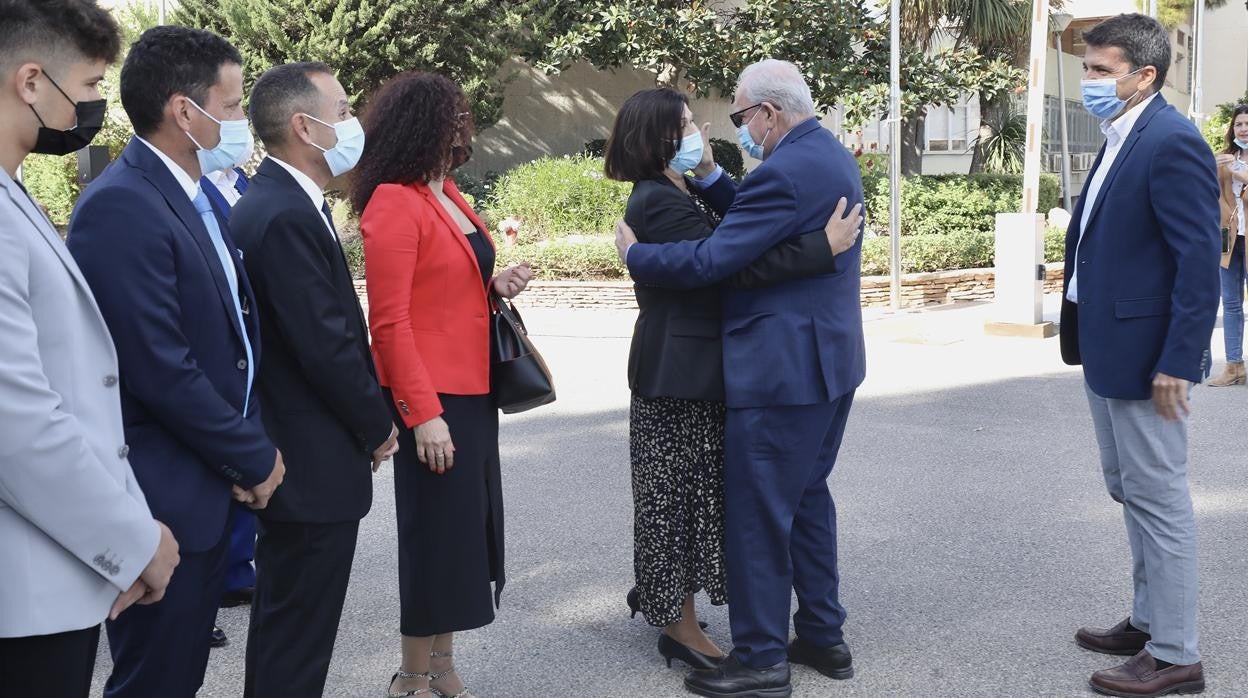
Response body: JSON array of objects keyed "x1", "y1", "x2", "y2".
[{"x1": 0, "y1": 2, "x2": 179, "y2": 695}]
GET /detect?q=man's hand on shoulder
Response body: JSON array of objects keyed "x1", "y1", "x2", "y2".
[{"x1": 615, "y1": 219, "x2": 638, "y2": 266}]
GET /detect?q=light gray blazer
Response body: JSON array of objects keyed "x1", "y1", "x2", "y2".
[{"x1": 0, "y1": 166, "x2": 159, "y2": 637}]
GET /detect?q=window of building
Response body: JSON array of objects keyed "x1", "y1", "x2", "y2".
[{"x1": 925, "y1": 94, "x2": 973, "y2": 153}]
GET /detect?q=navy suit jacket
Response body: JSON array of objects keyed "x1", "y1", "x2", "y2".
[
  {"x1": 1059, "y1": 96, "x2": 1221, "y2": 400},
  {"x1": 67, "y1": 137, "x2": 276, "y2": 553},
  {"x1": 627, "y1": 117, "x2": 867, "y2": 408}
]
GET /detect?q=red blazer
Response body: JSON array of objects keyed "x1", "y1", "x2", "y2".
[{"x1": 361, "y1": 178, "x2": 495, "y2": 428}]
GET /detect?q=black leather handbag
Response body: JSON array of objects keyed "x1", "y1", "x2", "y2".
[{"x1": 490, "y1": 293, "x2": 556, "y2": 414}]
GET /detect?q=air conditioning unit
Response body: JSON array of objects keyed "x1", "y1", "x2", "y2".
[{"x1": 1073, "y1": 152, "x2": 1097, "y2": 171}]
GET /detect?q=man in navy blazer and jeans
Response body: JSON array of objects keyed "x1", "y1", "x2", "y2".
[
  {"x1": 67, "y1": 27, "x2": 284, "y2": 696},
  {"x1": 1060, "y1": 14, "x2": 1220, "y2": 698},
  {"x1": 617, "y1": 59, "x2": 865, "y2": 697}
]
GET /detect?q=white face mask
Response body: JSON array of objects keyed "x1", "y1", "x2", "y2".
[
  {"x1": 301, "y1": 113, "x2": 365, "y2": 177},
  {"x1": 185, "y1": 98, "x2": 254, "y2": 175}
]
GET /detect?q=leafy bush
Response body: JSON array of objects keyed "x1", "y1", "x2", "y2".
[
  {"x1": 583, "y1": 138, "x2": 607, "y2": 158},
  {"x1": 709, "y1": 137, "x2": 745, "y2": 180},
  {"x1": 860, "y1": 225, "x2": 1065, "y2": 276},
  {"x1": 496, "y1": 237, "x2": 626, "y2": 280},
  {"x1": 485, "y1": 155, "x2": 631, "y2": 240},
  {"x1": 854, "y1": 152, "x2": 888, "y2": 179},
  {"x1": 454, "y1": 169, "x2": 503, "y2": 220},
  {"x1": 862, "y1": 172, "x2": 1060, "y2": 237}
]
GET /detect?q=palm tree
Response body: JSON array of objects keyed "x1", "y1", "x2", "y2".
[{"x1": 902, "y1": 0, "x2": 1036, "y2": 174}]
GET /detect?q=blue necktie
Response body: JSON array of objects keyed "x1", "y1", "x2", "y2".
[{"x1": 193, "y1": 188, "x2": 255, "y2": 415}]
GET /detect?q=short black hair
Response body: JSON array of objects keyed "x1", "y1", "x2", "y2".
[
  {"x1": 1083, "y1": 13, "x2": 1171, "y2": 90},
  {"x1": 0, "y1": 0, "x2": 120, "y2": 69},
  {"x1": 119, "y1": 26, "x2": 242, "y2": 137},
  {"x1": 603, "y1": 88, "x2": 688, "y2": 183},
  {"x1": 249, "y1": 62, "x2": 334, "y2": 149}
]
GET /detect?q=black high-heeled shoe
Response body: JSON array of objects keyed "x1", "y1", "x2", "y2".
[
  {"x1": 626, "y1": 587, "x2": 707, "y2": 628},
  {"x1": 657, "y1": 633, "x2": 724, "y2": 671}
]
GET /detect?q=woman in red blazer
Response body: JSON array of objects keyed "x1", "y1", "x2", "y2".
[{"x1": 353, "y1": 72, "x2": 532, "y2": 698}]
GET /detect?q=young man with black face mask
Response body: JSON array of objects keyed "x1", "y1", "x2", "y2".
[{"x1": 0, "y1": 2, "x2": 181, "y2": 696}]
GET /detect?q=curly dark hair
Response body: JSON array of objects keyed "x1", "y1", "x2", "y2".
[
  {"x1": 1224, "y1": 104, "x2": 1248, "y2": 155},
  {"x1": 351, "y1": 72, "x2": 474, "y2": 214}
]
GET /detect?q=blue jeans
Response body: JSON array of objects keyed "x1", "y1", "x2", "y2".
[{"x1": 1221, "y1": 236, "x2": 1248, "y2": 362}]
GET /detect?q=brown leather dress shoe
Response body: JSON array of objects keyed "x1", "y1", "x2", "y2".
[
  {"x1": 1077, "y1": 617, "x2": 1151, "y2": 656},
  {"x1": 1090, "y1": 650, "x2": 1204, "y2": 697}
]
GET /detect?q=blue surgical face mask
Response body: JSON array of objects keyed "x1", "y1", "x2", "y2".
[
  {"x1": 302, "y1": 113, "x2": 365, "y2": 177},
  {"x1": 668, "y1": 130, "x2": 704, "y2": 174},
  {"x1": 1235, "y1": 138, "x2": 1248, "y2": 151},
  {"x1": 736, "y1": 107, "x2": 772, "y2": 161},
  {"x1": 1080, "y1": 68, "x2": 1143, "y2": 120},
  {"x1": 186, "y1": 98, "x2": 254, "y2": 175}
]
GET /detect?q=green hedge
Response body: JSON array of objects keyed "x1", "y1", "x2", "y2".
[
  {"x1": 484, "y1": 155, "x2": 631, "y2": 240},
  {"x1": 490, "y1": 226, "x2": 1068, "y2": 281},
  {"x1": 496, "y1": 238, "x2": 627, "y2": 280},
  {"x1": 862, "y1": 173, "x2": 1061, "y2": 238}
]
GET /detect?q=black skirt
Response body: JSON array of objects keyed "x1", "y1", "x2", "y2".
[{"x1": 387, "y1": 389, "x2": 504, "y2": 636}]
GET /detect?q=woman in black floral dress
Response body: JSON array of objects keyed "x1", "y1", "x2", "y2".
[{"x1": 603, "y1": 88, "x2": 850, "y2": 670}]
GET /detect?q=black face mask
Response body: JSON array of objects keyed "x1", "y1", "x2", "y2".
[
  {"x1": 30, "y1": 71, "x2": 107, "y2": 156},
  {"x1": 450, "y1": 143, "x2": 473, "y2": 171}
]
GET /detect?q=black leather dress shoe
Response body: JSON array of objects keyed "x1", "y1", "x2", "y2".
[
  {"x1": 683, "y1": 655, "x2": 791, "y2": 697},
  {"x1": 210, "y1": 625, "x2": 229, "y2": 649},
  {"x1": 787, "y1": 637, "x2": 853, "y2": 679},
  {"x1": 220, "y1": 587, "x2": 254, "y2": 608}
]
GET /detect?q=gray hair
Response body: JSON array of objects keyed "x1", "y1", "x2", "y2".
[{"x1": 737, "y1": 59, "x2": 817, "y2": 119}]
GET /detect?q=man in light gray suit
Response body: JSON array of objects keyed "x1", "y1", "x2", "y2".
[{"x1": 0, "y1": 2, "x2": 180, "y2": 695}]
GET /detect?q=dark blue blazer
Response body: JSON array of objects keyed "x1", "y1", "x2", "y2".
[
  {"x1": 626, "y1": 117, "x2": 867, "y2": 408},
  {"x1": 1060, "y1": 96, "x2": 1221, "y2": 400},
  {"x1": 67, "y1": 137, "x2": 276, "y2": 553}
]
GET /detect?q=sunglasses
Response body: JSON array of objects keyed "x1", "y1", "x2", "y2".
[{"x1": 729, "y1": 103, "x2": 765, "y2": 128}]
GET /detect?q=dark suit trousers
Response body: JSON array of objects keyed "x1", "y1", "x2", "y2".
[
  {"x1": 0, "y1": 625, "x2": 100, "y2": 697},
  {"x1": 724, "y1": 392, "x2": 855, "y2": 669},
  {"x1": 104, "y1": 521, "x2": 231, "y2": 697},
  {"x1": 243, "y1": 518, "x2": 360, "y2": 697}
]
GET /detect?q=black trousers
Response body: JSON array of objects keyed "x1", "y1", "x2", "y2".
[
  {"x1": 0, "y1": 625, "x2": 100, "y2": 697},
  {"x1": 104, "y1": 524, "x2": 230, "y2": 698},
  {"x1": 243, "y1": 518, "x2": 360, "y2": 697}
]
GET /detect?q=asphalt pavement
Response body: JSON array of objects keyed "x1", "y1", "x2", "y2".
[{"x1": 91, "y1": 298, "x2": 1248, "y2": 697}]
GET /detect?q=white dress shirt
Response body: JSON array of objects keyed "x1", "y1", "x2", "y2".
[
  {"x1": 268, "y1": 156, "x2": 337, "y2": 240},
  {"x1": 136, "y1": 136, "x2": 198, "y2": 202},
  {"x1": 208, "y1": 167, "x2": 244, "y2": 207},
  {"x1": 1067, "y1": 93, "x2": 1158, "y2": 303}
]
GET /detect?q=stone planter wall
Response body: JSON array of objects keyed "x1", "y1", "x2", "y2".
[{"x1": 354, "y1": 263, "x2": 1065, "y2": 312}]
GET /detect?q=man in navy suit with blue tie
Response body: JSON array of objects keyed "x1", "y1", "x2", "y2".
[
  {"x1": 198, "y1": 108, "x2": 259, "y2": 652},
  {"x1": 1060, "y1": 14, "x2": 1220, "y2": 697},
  {"x1": 67, "y1": 27, "x2": 284, "y2": 697},
  {"x1": 617, "y1": 59, "x2": 865, "y2": 697}
]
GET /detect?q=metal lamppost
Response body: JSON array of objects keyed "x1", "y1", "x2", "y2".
[
  {"x1": 1053, "y1": 12, "x2": 1074, "y2": 212},
  {"x1": 888, "y1": 0, "x2": 903, "y2": 311}
]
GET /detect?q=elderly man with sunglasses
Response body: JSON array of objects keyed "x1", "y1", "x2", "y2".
[{"x1": 616, "y1": 59, "x2": 866, "y2": 698}]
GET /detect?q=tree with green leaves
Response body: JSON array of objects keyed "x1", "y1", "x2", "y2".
[
  {"x1": 1137, "y1": 0, "x2": 1229, "y2": 29},
  {"x1": 526, "y1": 0, "x2": 1021, "y2": 175},
  {"x1": 172, "y1": 0, "x2": 525, "y2": 126},
  {"x1": 901, "y1": 0, "x2": 1037, "y2": 174}
]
